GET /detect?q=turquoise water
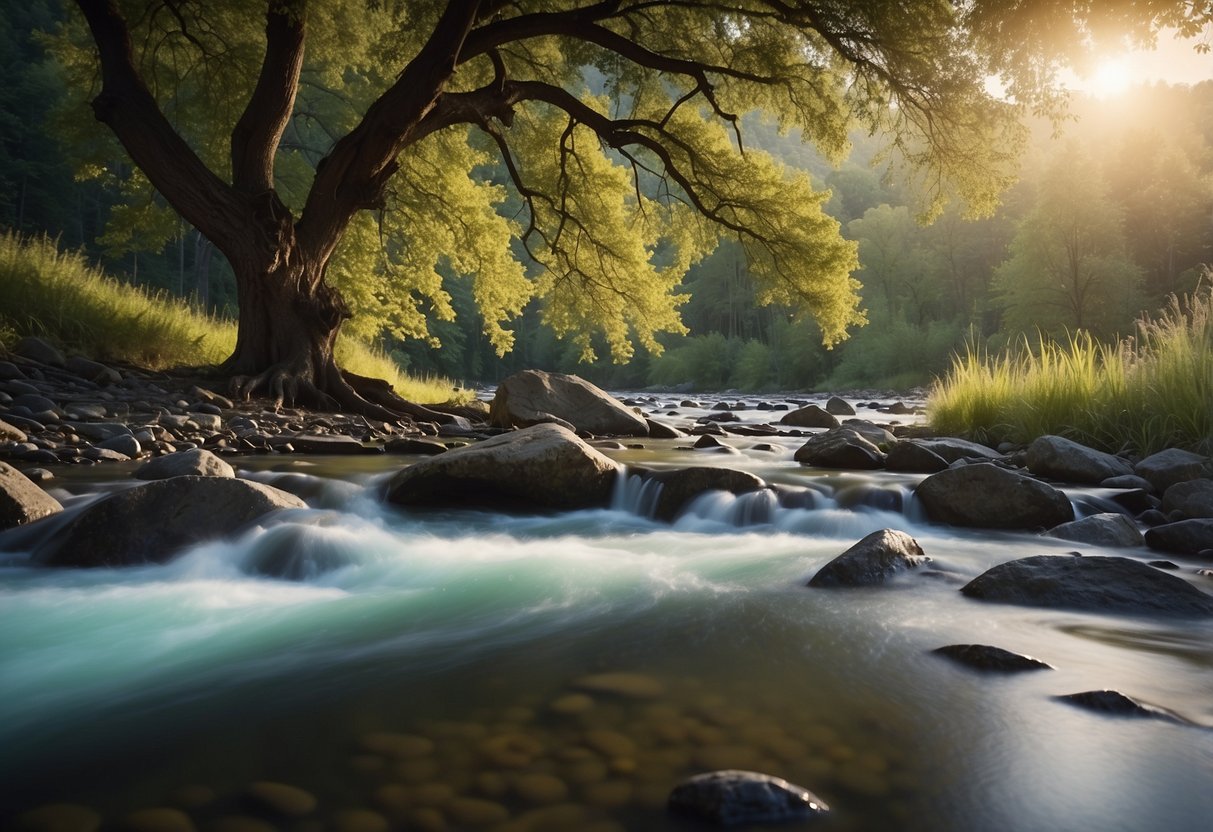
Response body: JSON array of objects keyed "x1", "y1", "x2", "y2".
[{"x1": 2, "y1": 433, "x2": 1212, "y2": 831}]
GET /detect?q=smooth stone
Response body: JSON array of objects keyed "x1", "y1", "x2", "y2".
[
  {"x1": 384, "y1": 437, "x2": 448, "y2": 455},
  {"x1": 808, "y1": 529, "x2": 930, "y2": 587},
  {"x1": 80, "y1": 446, "x2": 130, "y2": 462},
  {"x1": 0, "y1": 417, "x2": 27, "y2": 442},
  {"x1": 329, "y1": 809, "x2": 390, "y2": 832},
  {"x1": 549, "y1": 693, "x2": 595, "y2": 714},
  {"x1": 884, "y1": 440, "x2": 949, "y2": 474},
  {"x1": 190, "y1": 413, "x2": 224, "y2": 432},
  {"x1": 794, "y1": 427, "x2": 886, "y2": 469},
  {"x1": 1162, "y1": 479, "x2": 1213, "y2": 519},
  {"x1": 1144, "y1": 519, "x2": 1213, "y2": 555},
  {"x1": 97, "y1": 433, "x2": 142, "y2": 458},
  {"x1": 63, "y1": 421, "x2": 131, "y2": 442},
  {"x1": 779, "y1": 405, "x2": 839, "y2": 429},
  {"x1": 571, "y1": 672, "x2": 665, "y2": 699},
  {"x1": 667, "y1": 770, "x2": 829, "y2": 826},
  {"x1": 135, "y1": 448, "x2": 235, "y2": 479},
  {"x1": 1026, "y1": 435, "x2": 1133, "y2": 484},
  {"x1": 205, "y1": 818, "x2": 275, "y2": 832},
  {"x1": 0, "y1": 361, "x2": 24, "y2": 380},
  {"x1": 271, "y1": 434, "x2": 370, "y2": 454},
  {"x1": 914, "y1": 437, "x2": 1002, "y2": 463},
  {"x1": 0, "y1": 460, "x2": 64, "y2": 530},
  {"x1": 916, "y1": 463, "x2": 1073, "y2": 530},
  {"x1": 64, "y1": 355, "x2": 121, "y2": 384},
  {"x1": 11, "y1": 393, "x2": 57, "y2": 413},
  {"x1": 490, "y1": 369, "x2": 648, "y2": 436},
  {"x1": 1055, "y1": 690, "x2": 1193, "y2": 724},
  {"x1": 512, "y1": 773, "x2": 569, "y2": 804},
  {"x1": 12, "y1": 804, "x2": 102, "y2": 832},
  {"x1": 445, "y1": 797, "x2": 509, "y2": 826},
  {"x1": 1135, "y1": 449, "x2": 1211, "y2": 493},
  {"x1": 961, "y1": 555, "x2": 1213, "y2": 617},
  {"x1": 243, "y1": 781, "x2": 317, "y2": 817},
  {"x1": 824, "y1": 396, "x2": 855, "y2": 416},
  {"x1": 932, "y1": 644, "x2": 1053, "y2": 672},
  {"x1": 644, "y1": 419, "x2": 684, "y2": 439},
  {"x1": 13, "y1": 336, "x2": 65, "y2": 367},
  {"x1": 115, "y1": 808, "x2": 195, "y2": 832},
  {"x1": 1046, "y1": 513, "x2": 1144, "y2": 547},
  {"x1": 1101, "y1": 474, "x2": 1154, "y2": 491}
]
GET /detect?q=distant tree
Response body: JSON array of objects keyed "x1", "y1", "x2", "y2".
[{"x1": 56, "y1": 0, "x2": 1210, "y2": 418}]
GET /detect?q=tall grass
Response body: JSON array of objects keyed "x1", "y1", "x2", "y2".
[
  {"x1": 929, "y1": 284, "x2": 1213, "y2": 455},
  {"x1": 0, "y1": 232, "x2": 460, "y2": 404}
]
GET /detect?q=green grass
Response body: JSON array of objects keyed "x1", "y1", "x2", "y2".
[
  {"x1": 0, "y1": 232, "x2": 460, "y2": 404},
  {"x1": 929, "y1": 285, "x2": 1213, "y2": 455}
]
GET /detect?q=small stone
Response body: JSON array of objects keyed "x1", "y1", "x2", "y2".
[
  {"x1": 445, "y1": 797, "x2": 509, "y2": 826},
  {"x1": 98, "y1": 433, "x2": 142, "y2": 458},
  {"x1": 668, "y1": 770, "x2": 829, "y2": 826},
  {"x1": 571, "y1": 671, "x2": 665, "y2": 700},
  {"x1": 1046, "y1": 513, "x2": 1144, "y2": 547},
  {"x1": 329, "y1": 809, "x2": 390, "y2": 832},
  {"x1": 512, "y1": 773, "x2": 569, "y2": 804},
  {"x1": 115, "y1": 808, "x2": 196, "y2": 832},
  {"x1": 549, "y1": 693, "x2": 595, "y2": 715},
  {"x1": 13, "y1": 804, "x2": 101, "y2": 832},
  {"x1": 584, "y1": 729, "x2": 636, "y2": 758},
  {"x1": 932, "y1": 644, "x2": 1053, "y2": 672},
  {"x1": 244, "y1": 781, "x2": 317, "y2": 817},
  {"x1": 13, "y1": 336, "x2": 65, "y2": 367},
  {"x1": 808, "y1": 529, "x2": 930, "y2": 587},
  {"x1": 1055, "y1": 690, "x2": 1193, "y2": 724},
  {"x1": 206, "y1": 818, "x2": 276, "y2": 832}
]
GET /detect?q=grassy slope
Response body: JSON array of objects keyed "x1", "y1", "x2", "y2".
[
  {"x1": 0, "y1": 233, "x2": 459, "y2": 404},
  {"x1": 929, "y1": 286, "x2": 1213, "y2": 455}
]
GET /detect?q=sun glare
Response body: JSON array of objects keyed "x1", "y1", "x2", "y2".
[{"x1": 1088, "y1": 58, "x2": 1132, "y2": 99}]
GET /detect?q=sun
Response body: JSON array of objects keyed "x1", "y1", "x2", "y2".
[{"x1": 1087, "y1": 57, "x2": 1132, "y2": 99}]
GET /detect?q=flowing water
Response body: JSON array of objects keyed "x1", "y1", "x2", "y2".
[{"x1": 2, "y1": 400, "x2": 1212, "y2": 831}]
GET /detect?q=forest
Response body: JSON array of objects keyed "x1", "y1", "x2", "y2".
[{"x1": 3, "y1": 1, "x2": 1211, "y2": 394}]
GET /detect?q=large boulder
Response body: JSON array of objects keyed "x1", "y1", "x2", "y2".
[
  {"x1": 960, "y1": 555, "x2": 1213, "y2": 617},
  {"x1": 1134, "y1": 448, "x2": 1210, "y2": 493},
  {"x1": 489, "y1": 370, "x2": 648, "y2": 436},
  {"x1": 135, "y1": 448, "x2": 235, "y2": 480},
  {"x1": 779, "y1": 404, "x2": 839, "y2": 429},
  {"x1": 1045, "y1": 513, "x2": 1144, "y2": 548},
  {"x1": 884, "y1": 440, "x2": 949, "y2": 474},
  {"x1": 1161, "y1": 479, "x2": 1213, "y2": 519},
  {"x1": 794, "y1": 427, "x2": 886, "y2": 469},
  {"x1": 637, "y1": 466, "x2": 766, "y2": 522},
  {"x1": 667, "y1": 770, "x2": 829, "y2": 826},
  {"x1": 808, "y1": 529, "x2": 930, "y2": 587},
  {"x1": 0, "y1": 461, "x2": 63, "y2": 530},
  {"x1": 33, "y1": 476, "x2": 306, "y2": 567},
  {"x1": 916, "y1": 464, "x2": 1074, "y2": 530},
  {"x1": 1144, "y1": 519, "x2": 1213, "y2": 556},
  {"x1": 824, "y1": 396, "x2": 855, "y2": 416},
  {"x1": 1025, "y1": 435, "x2": 1133, "y2": 484},
  {"x1": 384, "y1": 423, "x2": 621, "y2": 512},
  {"x1": 914, "y1": 437, "x2": 1002, "y2": 463}
]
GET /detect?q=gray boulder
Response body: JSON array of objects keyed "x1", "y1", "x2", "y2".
[
  {"x1": 135, "y1": 448, "x2": 235, "y2": 480},
  {"x1": 1046, "y1": 513, "x2": 1144, "y2": 547},
  {"x1": 637, "y1": 466, "x2": 766, "y2": 522},
  {"x1": 916, "y1": 464, "x2": 1074, "y2": 530},
  {"x1": 64, "y1": 355, "x2": 121, "y2": 384},
  {"x1": 12, "y1": 336, "x2": 65, "y2": 366},
  {"x1": 779, "y1": 404, "x2": 839, "y2": 429},
  {"x1": 885, "y1": 440, "x2": 949, "y2": 474},
  {"x1": 824, "y1": 396, "x2": 855, "y2": 416},
  {"x1": 64, "y1": 421, "x2": 132, "y2": 443},
  {"x1": 489, "y1": 370, "x2": 648, "y2": 436},
  {"x1": 1144, "y1": 519, "x2": 1213, "y2": 556},
  {"x1": 1162, "y1": 479, "x2": 1213, "y2": 519},
  {"x1": 1026, "y1": 435, "x2": 1133, "y2": 484},
  {"x1": 932, "y1": 644, "x2": 1053, "y2": 673},
  {"x1": 1134, "y1": 448, "x2": 1210, "y2": 492},
  {"x1": 960, "y1": 555, "x2": 1213, "y2": 617},
  {"x1": 808, "y1": 529, "x2": 930, "y2": 587},
  {"x1": 794, "y1": 427, "x2": 886, "y2": 469},
  {"x1": 915, "y1": 437, "x2": 1002, "y2": 463},
  {"x1": 645, "y1": 418, "x2": 684, "y2": 439},
  {"x1": 385, "y1": 423, "x2": 621, "y2": 511},
  {"x1": 668, "y1": 770, "x2": 829, "y2": 826},
  {"x1": 33, "y1": 476, "x2": 306, "y2": 567},
  {"x1": 0, "y1": 461, "x2": 63, "y2": 530},
  {"x1": 839, "y1": 419, "x2": 896, "y2": 446}
]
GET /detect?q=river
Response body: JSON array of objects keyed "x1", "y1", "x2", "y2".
[{"x1": 2, "y1": 395, "x2": 1211, "y2": 831}]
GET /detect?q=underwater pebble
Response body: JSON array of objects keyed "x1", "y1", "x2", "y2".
[
  {"x1": 115, "y1": 808, "x2": 196, "y2": 832},
  {"x1": 13, "y1": 804, "x2": 102, "y2": 832},
  {"x1": 562, "y1": 755, "x2": 608, "y2": 785},
  {"x1": 475, "y1": 771, "x2": 510, "y2": 798},
  {"x1": 580, "y1": 780, "x2": 634, "y2": 809},
  {"x1": 548, "y1": 694, "x2": 595, "y2": 715},
  {"x1": 480, "y1": 733, "x2": 543, "y2": 768},
  {"x1": 395, "y1": 757, "x2": 440, "y2": 783},
  {"x1": 491, "y1": 803, "x2": 586, "y2": 832},
  {"x1": 410, "y1": 783, "x2": 457, "y2": 806},
  {"x1": 583, "y1": 729, "x2": 636, "y2": 758},
  {"x1": 359, "y1": 732, "x2": 434, "y2": 758},
  {"x1": 328, "y1": 809, "x2": 389, "y2": 832},
  {"x1": 404, "y1": 808, "x2": 448, "y2": 832},
  {"x1": 511, "y1": 773, "x2": 569, "y2": 804},
  {"x1": 571, "y1": 672, "x2": 665, "y2": 699},
  {"x1": 244, "y1": 782, "x2": 317, "y2": 818},
  {"x1": 206, "y1": 817, "x2": 275, "y2": 832},
  {"x1": 668, "y1": 770, "x2": 830, "y2": 826},
  {"x1": 445, "y1": 797, "x2": 510, "y2": 826}
]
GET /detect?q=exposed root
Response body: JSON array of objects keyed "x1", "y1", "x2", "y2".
[
  {"x1": 229, "y1": 360, "x2": 427, "y2": 426},
  {"x1": 342, "y1": 370, "x2": 461, "y2": 425}
]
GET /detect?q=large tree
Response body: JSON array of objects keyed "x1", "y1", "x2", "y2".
[{"x1": 62, "y1": 0, "x2": 1211, "y2": 419}]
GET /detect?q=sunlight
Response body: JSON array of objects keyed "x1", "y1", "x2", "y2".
[{"x1": 1087, "y1": 57, "x2": 1133, "y2": 99}]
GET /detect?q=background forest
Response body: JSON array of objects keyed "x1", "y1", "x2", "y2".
[{"x1": 4, "y1": 2, "x2": 1211, "y2": 393}]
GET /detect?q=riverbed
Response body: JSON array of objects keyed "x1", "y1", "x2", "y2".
[{"x1": 2, "y1": 396, "x2": 1211, "y2": 831}]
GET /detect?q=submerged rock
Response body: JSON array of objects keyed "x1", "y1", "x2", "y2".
[
  {"x1": 932, "y1": 644, "x2": 1053, "y2": 672},
  {"x1": 571, "y1": 672, "x2": 665, "y2": 699},
  {"x1": 1144, "y1": 519, "x2": 1213, "y2": 556},
  {"x1": 1055, "y1": 690, "x2": 1194, "y2": 725},
  {"x1": 12, "y1": 803, "x2": 101, "y2": 832},
  {"x1": 960, "y1": 555, "x2": 1213, "y2": 617},
  {"x1": 667, "y1": 770, "x2": 829, "y2": 826},
  {"x1": 808, "y1": 529, "x2": 930, "y2": 587},
  {"x1": 33, "y1": 476, "x2": 305, "y2": 568},
  {"x1": 489, "y1": 370, "x2": 648, "y2": 436},
  {"x1": 916, "y1": 464, "x2": 1073, "y2": 530},
  {"x1": 0, "y1": 461, "x2": 63, "y2": 530},
  {"x1": 385, "y1": 423, "x2": 621, "y2": 512},
  {"x1": 636, "y1": 466, "x2": 765, "y2": 522},
  {"x1": 1046, "y1": 513, "x2": 1144, "y2": 548},
  {"x1": 1026, "y1": 435, "x2": 1133, "y2": 484}
]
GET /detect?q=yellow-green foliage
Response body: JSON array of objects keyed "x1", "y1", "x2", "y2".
[
  {"x1": 929, "y1": 287, "x2": 1213, "y2": 455},
  {"x1": 0, "y1": 233, "x2": 458, "y2": 404}
]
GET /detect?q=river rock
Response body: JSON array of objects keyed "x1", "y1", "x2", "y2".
[
  {"x1": 98, "y1": 434, "x2": 142, "y2": 458},
  {"x1": 243, "y1": 782, "x2": 316, "y2": 817},
  {"x1": 115, "y1": 808, "x2": 195, "y2": 832},
  {"x1": 916, "y1": 464, "x2": 1073, "y2": 530},
  {"x1": 1025, "y1": 435, "x2": 1133, "y2": 484},
  {"x1": 808, "y1": 529, "x2": 930, "y2": 587},
  {"x1": 384, "y1": 423, "x2": 621, "y2": 511},
  {"x1": 1054, "y1": 690, "x2": 1192, "y2": 724},
  {"x1": 914, "y1": 437, "x2": 1002, "y2": 463},
  {"x1": 33, "y1": 476, "x2": 306, "y2": 567},
  {"x1": 13, "y1": 336, "x2": 65, "y2": 367},
  {"x1": 1134, "y1": 448, "x2": 1211, "y2": 492},
  {"x1": 383, "y1": 437, "x2": 448, "y2": 455},
  {"x1": 1144, "y1": 519, "x2": 1213, "y2": 555},
  {"x1": 271, "y1": 434, "x2": 369, "y2": 454},
  {"x1": 64, "y1": 421, "x2": 132, "y2": 443},
  {"x1": 960, "y1": 555, "x2": 1213, "y2": 616},
  {"x1": 1045, "y1": 513, "x2": 1144, "y2": 547},
  {"x1": 884, "y1": 440, "x2": 949, "y2": 473},
  {"x1": 135, "y1": 448, "x2": 235, "y2": 479},
  {"x1": 779, "y1": 405, "x2": 839, "y2": 429},
  {"x1": 1161, "y1": 480, "x2": 1213, "y2": 519},
  {"x1": 839, "y1": 419, "x2": 896, "y2": 446},
  {"x1": 0, "y1": 461, "x2": 63, "y2": 530},
  {"x1": 825, "y1": 396, "x2": 855, "y2": 416},
  {"x1": 64, "y1": 355, "x2": 121, "y2": 385},
  {"x1": 489, "y1": 370, "x2": 648, "y2": 436},
  {"x1": 12, "y1": 803, "x2": 102, "y2": 832},
  {"x1": 572, "y1": 671, "x2": 665, "y2": 699},
  {"x1": 636, "y1": 466, "x2": 766, "y2": 522},
  {"x1": 645, "y1": 418, "x2": 684, "y2": 439},
  {"x1": 794, "y1": 427, "x2": 886, "y2": 469},
  {"x1": 667, "y1": 770, "x2": 829, "y2": 826},
  {"x1": 932, "y1": 644, "x2": 1053, "y2": 672},
  {"x1": 0, "y1": 418, "x2": 27, "y2": 442}
]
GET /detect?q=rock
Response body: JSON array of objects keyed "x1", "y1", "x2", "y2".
[
  {"x1": 1162, "y1": 479, "x2": 1213, "y2": 519},
  {"x1": 1054, "y1": 690, "x2": 1193, "y2": 725},
  {"x1": 64, "y1": 355, "x2": 121, "y2": 385},
  {"x1": 445, "y1": 798, "x2": 509, "y2": 826},
  {"x1": 645, "y1": 418, "x2": 684, "y2": 439},
  {"x1": 839, "y1": 419, "x2": 896, "y2": 446},
  {"x1": 824, "y1": 396, "x2": 855, "y2": 416},
  {"x1": 12, "y1": 804, "x2": 102, "y2": 832},
  {"x1": 384, "y1": 437, "x2": 448, "y2": 455},
  {"x1": 914, "y1": 437, "x2": 1002, "y2": 463},
  {"x1": 808, "y1": 529, "x2": 930, "y2": 587},
  {"x1": 571, "y1": 672, "x2": 665, "y2": 699},
  {"x1": 385, "y1": 423, "x2": 620, "y2": 511},
  {"x1": 1046, "y1": 513, "x2": 1144, "y2": 547},
  {"x1": 1135, "y1": 448, "x2": 1211, "y2": 493},
  {"x1": 932, "y1": 644, "x2": 1053, "y2": 672},
  {"x1": 1144, "y1": 519, "x2": 1213, "y2": 555},
  {"x1": 98, "y1": 434, "x2": 142, "y2": 458},
  {"x1": 490, "y1": 370, "x2": 648, "y2": 436},
  {"x1": 64, "y1": 421, "x2": 132, "y2": 442},
  {"x1": 1101, "y1": 474, "x2": 1154, "y2": 491},
  {"x1": 115, "y1": 808, "x2": 195, "y2": 832},
  {"x1": 0, "y1": 418, "x2": 28, "y2": 442},
  {"x1": 667, "y1": 770, "x2": 829, "y2": 826},
  {"x1": 885, "y1": 440, "x2": 949, "y2": 473},
  {"x1": 271, "y1": 434, "x2": 369, "y2": 454},
  {"x1": 243, "y1": 782, "x2": 316, "y2": 817},
  {"x1": 33, "y1": 476, "x2": 306, "y2": 567},
  {"x1": 12, "y1": 393, "x2": 58, "y2": 414},
  {"x1": 960, "y1": 555, "x2": 1213, "y2": 617},
  {"x1": 0, "y1": 461, "x2": 63, "y2": 530},
  {"x1": 779, "y1": 405, "x2": 839, "y2": 429},
  {"x1": 916, "y1": 464, "x2": 1074, "y2": 530},
  {"x1": 135, "y1": 448, "x2": 235, "y2": 479},
  {"x1": 81, "y1": 446, "x2": 130, "y2": 462},
  {"x1": 794, "y1": 428, "x2": 886, "y2": 469},
  {"x1": 1025, "y1": 435, "x2": 1133, "y2": 484},
  {"x1": 329, "y1": 809, "x2": 389, "y2": 832},
  {"x1": 189, "y1": 386, "x2": 234, "y2": 409},
  {"x1": 636, "y1": 466, "x2": 766, "y2": 522},
  {"x1": 13, "y1": 336, "x2": 65, "y2": 367},
  {"x1": 0, "y1": 361, "x2": 24, "y2": 380}
]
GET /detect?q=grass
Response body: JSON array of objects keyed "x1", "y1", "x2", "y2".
[
  {"x1": 0, "y1": 232, "x2": 461, "y2": 405},
  {"x1": 929, "y1": 284, "x2": 1213, "y2": 456}
]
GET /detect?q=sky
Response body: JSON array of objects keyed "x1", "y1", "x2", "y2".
[{"x1": 1066, "y1": 27, "x2": 1211, "y2": 97}]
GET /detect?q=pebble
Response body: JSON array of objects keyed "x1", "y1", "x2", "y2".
[
  {"x1": 548, "y1": 693, "x2": 595, "y2": 715},
  {"x1": 570, "y1": 672, "x2": 665, "y2": 700},
  {"x1": 243, "y1": 781, "x2": 317, "y2": 817},
  {"x1": 12, "y1": 804, "x2": 102, "y2": 832},
  {"x1": 580, "y1": 780, "x2": 633, "y2": 809},
  {"x1": 479, "y1": 733, "x2": 543, "y2": 768},
  {"x1": 205, "y1": 818, "x2": 275, "y2": 832},
  {"x1": 511, "y1": 773, "x2": 569, "y2": 804},
  {"x1": 444, "y1": 797, "x2": 510, "y2": 826},
  {"x1": 583, "y1": 729, "x2": 635, "y2": 758},
  {"x1": 329, "y1": 809, "x2": 389, "y2": 832},
  {"x1": 115, "y1": 808, "x2": 196, "y2": 832}
]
